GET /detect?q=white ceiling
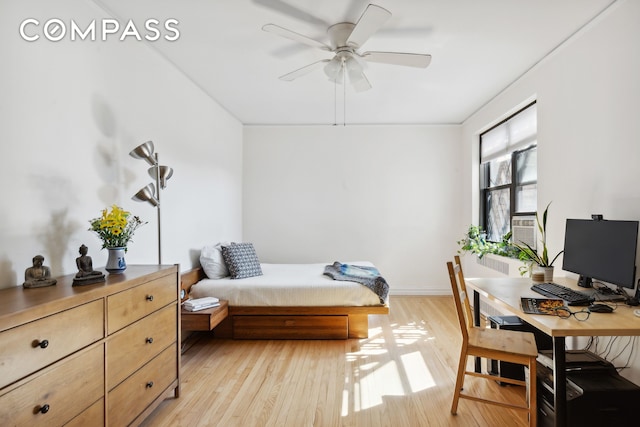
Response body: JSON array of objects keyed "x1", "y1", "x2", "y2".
[{"x1": 98, "y1": 0, "x2": 616, "y2": 125}]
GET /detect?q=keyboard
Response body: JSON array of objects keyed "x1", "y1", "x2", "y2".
[{"x1": 531, "y1": 282, "x2": 594, "y2": 306}]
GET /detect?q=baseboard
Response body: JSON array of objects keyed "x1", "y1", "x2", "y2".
[{"x1": 389, "y1": 288, "x2": 450, "y2": 296}]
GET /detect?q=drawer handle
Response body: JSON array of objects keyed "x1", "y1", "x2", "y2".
[
  {"x1": 33, "y1": 339, "x2": 49, "y2": 349},
  {"x1": 146, "y1": 295, "x2": 154, "y2": 302},
  {"x1": 38, "y1": 404, "x2": 50, "y2": 414},
  {"x1": 146, "y1": 381, "x2": 154, "y2": 388},
  {"x1": 145, "y1": 337, "x2": 154, "y2": 344}
]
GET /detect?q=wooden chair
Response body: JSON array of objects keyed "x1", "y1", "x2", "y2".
[{"x1": 447, "y1": 257, "x2": 538, "y2": 426}]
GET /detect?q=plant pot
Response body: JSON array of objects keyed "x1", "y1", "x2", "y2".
[
  {"x1": 538, "y1": 266, "x2": 554, "y2": 282},
  {"x1": 106, "y1": 247, "x2": 127, "y2": 274}
]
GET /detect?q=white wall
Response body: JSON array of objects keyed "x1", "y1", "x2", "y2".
[
  {"x1": 462, "y1": 0, "x2": 640, "y2": 279},
  {"x1": 461, "y1": 0, "x2": 640, "y2": 383},
  {"x1": 0, "y1": 0, "x2": 243, "y2": 288},
  {"x1": 243, "y1": 125, "x2": 462, "y2": 294}
]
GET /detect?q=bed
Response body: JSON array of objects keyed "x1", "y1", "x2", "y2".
[{"x1": 181, "y1": 252, "x2": 390, "y2": 339}]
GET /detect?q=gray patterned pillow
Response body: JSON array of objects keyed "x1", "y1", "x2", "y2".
[{"x1": 221, "y1": 242, "x2": 263, "y2": 279}]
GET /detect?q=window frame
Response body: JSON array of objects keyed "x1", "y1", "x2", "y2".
[{"x1": 479, "y1": 102, "x2": 537, "y2": 242}]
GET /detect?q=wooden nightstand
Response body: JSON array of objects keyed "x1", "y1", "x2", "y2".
[{"x1": 181, "y1": 300, "x2": 228, "y2": 332}]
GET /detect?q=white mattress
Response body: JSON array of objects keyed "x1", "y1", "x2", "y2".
[{"x1": 189, "y1": 262, "x2": 385, "y2": 307}]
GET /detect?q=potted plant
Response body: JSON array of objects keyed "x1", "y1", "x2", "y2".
[
  {"x1": 457, "y1": 225, "x2": 520, "y2": 259},
  {"x1": 89, "y1": 205, "x2": 146, "y2": 274},
  {"x1": 513, "y1": 202, "x2": 563, "y2": 280}
]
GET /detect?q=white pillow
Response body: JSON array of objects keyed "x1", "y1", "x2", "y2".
[{"x1": 200, "y1": 243, "x2": 230, "y2": 279}]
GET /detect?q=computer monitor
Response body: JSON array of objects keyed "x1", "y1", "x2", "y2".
[{"x1": 562, "y1": 218, "x2": 639, "y2": 289}]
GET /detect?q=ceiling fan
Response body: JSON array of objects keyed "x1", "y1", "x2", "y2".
[{"x1": 262, "y1": 3, "x2": 432, "y2": 92}]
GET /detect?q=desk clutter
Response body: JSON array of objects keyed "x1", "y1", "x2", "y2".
[{"x1": 520, "y1": 298, "x2": 564, "y2": 315}]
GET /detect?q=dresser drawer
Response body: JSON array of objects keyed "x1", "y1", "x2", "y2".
[
  {"x1": 107, "y1": 304, "x2": 177, "y2": 389},
  {"x1": 0, "y1": 344, "x2": 104, "y2": 427},
  {"x1": 0, "y1": 299, "x2": 104, "y2": 389},
  {"x1": 65, "y1": 398, "x2": 104, "y2": 427},
  {"x1": 107, "y1": 274, "x2": 176, "y2": 334},
  {"x1": 108, "y1": 345, "x2": 177, "y2": 427},
  {"x1": 233, "y1": 315, "x2": 349, "y2": 339}
]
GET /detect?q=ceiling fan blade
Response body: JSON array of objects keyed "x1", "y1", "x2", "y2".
[
  {"x1": 263, "y1": 24, "x2": 331, "y2": 51},
  {"x1": 346, "y1": 4, "x2": 392, "y2": 48},
  {"x1": 351, "y1": 71, "x2": 372, "y2": 92},
  {"x1": 362, "y1": 51, "x2": 432, "y2": 68},
  {"x1": 279, "y1": 59, "x2": 331, "y2": 81},
  {"x1": 252, "y1": 0, "x2": 329, "y2": 27}
]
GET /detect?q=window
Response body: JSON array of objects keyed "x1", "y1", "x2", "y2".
[{"x1": 479, "y1": 102, "x2": 537, "y2": 242}]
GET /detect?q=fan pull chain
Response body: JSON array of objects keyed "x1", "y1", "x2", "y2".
[
  {"x1": 334, "y1": 75, "x2": 337, "y2": 126},
  {"x1": 343, "y1": 63, "x2": 346, "y2": 126}
]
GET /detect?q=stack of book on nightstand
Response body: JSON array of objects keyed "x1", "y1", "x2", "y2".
[{"x1": 183, "y1": 297, "x2": 220, "y2": 312}]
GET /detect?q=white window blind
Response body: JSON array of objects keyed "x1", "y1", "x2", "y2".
[{"x1": 481, "y1": 103, "x2": 537, "y2": 163}]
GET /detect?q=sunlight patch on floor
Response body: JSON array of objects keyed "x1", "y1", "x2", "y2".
[
  {"x1": 341, "y1": 318, "x2": 438, "y2": 414},
  {"x1": 401, "y1": 350, "x2": 436, "y2": 392},
  {"x1": 341, "y1": 388, "x2": 350, "y2": 417}
]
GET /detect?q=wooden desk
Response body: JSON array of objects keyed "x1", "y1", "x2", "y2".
[{"x1": 466, "y1": 276, "x2": 640, "y2": 427}]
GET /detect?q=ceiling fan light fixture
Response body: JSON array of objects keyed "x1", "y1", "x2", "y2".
[
  {"x1": 330, "y1": 70, "x2": 344, "y2": 84},
  {"x1": 346, "y1": 56, "x2": 363, "y2": 80},
  {"x1": 324, "y1": 58, "x2": 343, "y2": 82}
]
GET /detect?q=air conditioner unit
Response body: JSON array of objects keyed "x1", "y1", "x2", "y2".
[{"x1": 512, "y1": 216, "x2": 537, "y2": 250}]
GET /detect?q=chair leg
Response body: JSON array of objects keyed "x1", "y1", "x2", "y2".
[
  {"x1": 451, "y1": 351, "x2": 467, "y2": 415},
  {"x1": 527, "y1": 357, "x2": 537, "y2": 427}
]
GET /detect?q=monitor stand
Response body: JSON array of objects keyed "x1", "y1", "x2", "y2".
[{"x1": 578, "y1": 275, "x2": 593, "y2": 288}]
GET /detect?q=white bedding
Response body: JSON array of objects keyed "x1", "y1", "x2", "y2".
[{"x1": 189, "y1": 262, "x2": 385, "y2": 307}]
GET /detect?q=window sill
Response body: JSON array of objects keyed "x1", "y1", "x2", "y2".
[{"x1": 460, "y1": 253, "x2": 524, "y2": 278}]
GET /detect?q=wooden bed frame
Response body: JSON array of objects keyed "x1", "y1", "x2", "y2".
[{"x1": 181, "y1": 267, "x2": 389, "y2": 339}]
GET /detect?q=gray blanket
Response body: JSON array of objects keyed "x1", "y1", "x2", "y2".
[{"x1": 323, "y1": 262, "x2": 389, "y2": 304}]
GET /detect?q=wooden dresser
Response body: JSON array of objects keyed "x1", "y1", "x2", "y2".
[{"x1": 0, "y1": 264, "x2": 180, "y2": 426}]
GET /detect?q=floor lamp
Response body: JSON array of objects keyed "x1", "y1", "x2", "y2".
[{"x1": 129, "y1": 141, "x2": 173, "y2": 264}]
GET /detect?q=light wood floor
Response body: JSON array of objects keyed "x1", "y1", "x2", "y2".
[{"x1": 141, "y1": 296, "x2": 529, "y2": 427}]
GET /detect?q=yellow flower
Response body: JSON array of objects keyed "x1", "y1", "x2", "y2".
[{"x1": 89, "y1": 205, "x2": 146, "y2": 250}]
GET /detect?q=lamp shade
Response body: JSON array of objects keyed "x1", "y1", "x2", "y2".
[
  {"x1": 132, "y1": 183, "x2": 159, "y2": 207},
  {"x1": 148, "y1": 166, "x2": 174, "y2": 189},
  {"x1": 129, "y1": 141, "x2": 156, "y2": 166}
]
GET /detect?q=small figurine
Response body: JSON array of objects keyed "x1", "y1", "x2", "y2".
[
  {"x1": 73, "y1": 244, "x2": 105, "y2": 286},
  {"x1": 23, "y1": 255, "x2": 57, "y2": 288}
]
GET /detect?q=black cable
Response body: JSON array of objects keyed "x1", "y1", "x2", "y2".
[
  {"x1": 602, "y1": 336, "x2": 618, "y2": 359},
  {"x1": 609, "y1": 336, "x2": 633, "y2": 364},
  {"x1": 583, "y1": 336, "x2": 595, "y2": 351},
  {"x1": 622, "y1": 336, "x2": 637, "y2": 369}
]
